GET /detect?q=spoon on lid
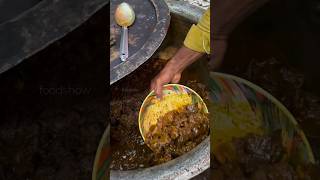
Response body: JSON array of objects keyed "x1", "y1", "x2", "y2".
[{"x1": 115, "y1": 2, "x2": 135, "y2": 62}]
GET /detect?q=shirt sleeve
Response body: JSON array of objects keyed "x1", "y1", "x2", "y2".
[{"x1": 183, "y1": 8, "x2": 210, "y2": 54}]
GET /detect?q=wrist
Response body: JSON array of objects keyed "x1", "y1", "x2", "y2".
[{"x1": 164, "y1": 59, "x2": 181, "y2": 74}]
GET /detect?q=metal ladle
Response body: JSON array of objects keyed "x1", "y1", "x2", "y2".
[{"x1": 115, "y1": 2, "x2": 135, "y2": 62}]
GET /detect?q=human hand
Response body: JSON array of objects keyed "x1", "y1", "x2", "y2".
[
  {"x1": 150, "y1": 64, "x2": 181, "y2": 98},
  {"x1": 150, "y1": 46, "x2": 204, "y2": 98}
]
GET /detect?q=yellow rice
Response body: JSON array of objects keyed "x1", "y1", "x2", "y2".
[{"x1": 142, "y1": 93, "x2": 192, "y2": 136}]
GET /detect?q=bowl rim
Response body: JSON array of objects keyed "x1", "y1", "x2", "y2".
[
  {"x1": 92, "y1": 125, "x2": 110, "y2": 180},
  {"x1": 138, "y1": 83, "x2": 209, "y2": 141}
]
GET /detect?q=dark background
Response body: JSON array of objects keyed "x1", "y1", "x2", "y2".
[
  {"x1": 221, "y1": 0, "x2": 320, "y2": 163},
  {"x1": 0, "y1": 4, "x2": 109, "y2": 180},
  {"x1": 207, "y1": 0, "x2": 320, "y2": 179},
  {"x1": 222, "y1": 0, "x2": 320, "y2": 95}
]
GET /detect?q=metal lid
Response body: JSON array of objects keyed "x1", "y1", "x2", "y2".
[
  {"x1": 110, "y1": 0, "x2": 170, "y2": 85},
  {"x1": 0, "y1": 0, "x2": 108, "y2": 74}
]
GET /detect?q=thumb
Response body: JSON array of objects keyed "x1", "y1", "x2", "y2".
[{"x1": 155, "y1": 82, "x2": 164, "y2": 99}]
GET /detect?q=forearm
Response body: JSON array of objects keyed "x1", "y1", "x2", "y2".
[
  {"x1": 165, "y1": 46, "x2": 204, "y2": 73},
  {"x1": 213, "y1": 0, "x2": 270, "y2": 38},
  {"x1": 210, "y1": 0, "x2": 270, "y2": 70}
]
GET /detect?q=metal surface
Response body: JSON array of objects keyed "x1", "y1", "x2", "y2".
[
  {"x1": 0, "y1": 0, "x2": 109, "y2": 74},
  {"x1": 119, "y1": 27, "x2": 129, "y2": 61},
  {"x1": 110, "y1": 137, "x2": 210, "y2": 180},
  {"x1": 0, "y1": 0, "x2": 42, "y2": 24},
  {"x1": 110, "y1": 0, "x2": 170, "y2": 85},
  {"x1": 165, "y1": 0, "x2": 205, "y2": 23}
]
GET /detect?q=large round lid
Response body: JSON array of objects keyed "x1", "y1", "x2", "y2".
[
  {"x1": 110, "y1": 0, "x2": 170, "y2": 85},
  {"x1": 0, "y1": 0, "x2": 108, "y2": 74}
]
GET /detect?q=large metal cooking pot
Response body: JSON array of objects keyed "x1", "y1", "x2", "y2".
[
  {"x1": 109, "y1": 2, "x2": 209, "y2": 179},
  {"x1": 0, "y1": 0, "x2": 108, "y2": 74}
]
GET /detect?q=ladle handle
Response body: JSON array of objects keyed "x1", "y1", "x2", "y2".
[{"x1": 120, "y1": 27, "x2": 128, "y2": 62}]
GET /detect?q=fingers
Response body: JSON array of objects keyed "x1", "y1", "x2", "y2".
[
  {"x1": 171, "y1": 73, "x2": 181, "y2": 84},
  {"x1": 151, "y1": 72, "x2": 181, "y2": 99},
  {"x1": 150, "y1": 78, "x2": 163, "y2": 99},
  {"x1": 154, "y1": 80, "x2": 164, "y2": 99},
  {"x1": 150, "y1": 80, "x2": 155, "y2": 92}
]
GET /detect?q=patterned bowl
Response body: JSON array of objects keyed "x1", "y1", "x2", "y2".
[
  {"x1": 138, "y1": 84, "x2": 209, "y2": 141},
  {"x1": 92, "y1": 125, "x2": 110, "y2": 180},
  {"x1": 209, "y1": 72, "x2": 315, "y2": 165}
]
